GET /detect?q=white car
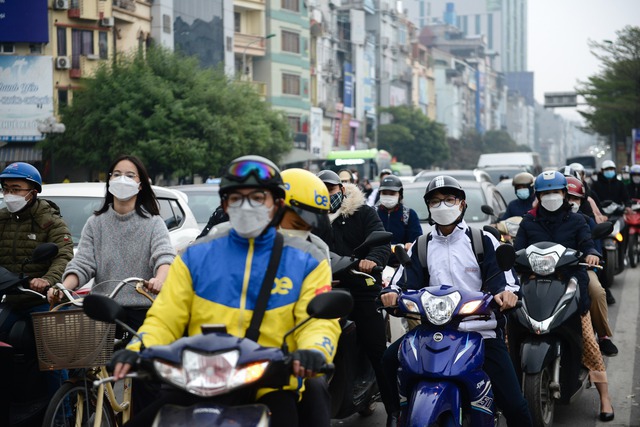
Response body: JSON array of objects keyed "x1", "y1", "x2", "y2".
[{"x1": 38, "y1": 183, "x2": 200, "y2": 252}]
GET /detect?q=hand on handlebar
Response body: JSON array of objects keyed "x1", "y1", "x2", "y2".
[
  {"x1": 109, "y1": 349, "x2": 139, "y2": 380},
  {"x1": 494, "y1": 290, "x2": 518, "y2": 311},
  {"x1": 30, "y1": 278, "x2": 49, "y2": 293},
  {"x1": 381, "y1": 290, "x2": 399, "y2": 307},
  {"x1": 145, "y1": 278, "x2": 163, "y2": 294},
  {"x1": 584, "y1": 254, "x2": 601, "y2": 268},
  {"x1": 291, "y1": 349, "x2": 326, "y2": 378},
  {"x1": 358, "y1": 259, "x2": 377, "y2": 273}
]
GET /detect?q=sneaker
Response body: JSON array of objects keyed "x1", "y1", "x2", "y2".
[
  {"x1": 605, "y1": 288, "x2": 616, "y2": 305},
  {"x1": 599, "y1": 338, "x2": 619, "y2": 356}
]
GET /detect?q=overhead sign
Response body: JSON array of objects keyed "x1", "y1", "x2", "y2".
[
  {"x1": 0, "y1": 0, "x2": 49, "y2": 43},
  {"x1": 0, "y1": 56, "x2": 54, "y2": 141},
  {"x1": 544, "y1": 92, "x2": 577, "y2": 108}
]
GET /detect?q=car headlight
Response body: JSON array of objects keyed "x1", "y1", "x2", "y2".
[
  {"x1": 528, "y1": 252, "x2": 559, "y2": 275},
  {"x1": 421, "y1": 291, "x2": 461, "y2": 325},
  {"x1": 153, "y1": 350, "x2": 268, "y2": 397}
]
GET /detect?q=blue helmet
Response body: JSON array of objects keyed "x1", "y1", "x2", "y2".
[
  {"x1": 534, "y1": 171, "x2": 567, "y2": 193},
  {"x1": 0, "y1": 162, "x2": 42, "y2": 193}
]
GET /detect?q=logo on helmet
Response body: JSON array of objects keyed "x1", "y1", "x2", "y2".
[{"x1": 315, "y1": 190, "x2": 328, "y2": 207}]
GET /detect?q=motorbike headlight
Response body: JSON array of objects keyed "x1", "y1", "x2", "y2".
[
  {"x1": 528, "y1": 252, "x2": 559, "y2": 275},
  {"x1": 421, "y1": 291, "x2": 461, "y2": 325}
]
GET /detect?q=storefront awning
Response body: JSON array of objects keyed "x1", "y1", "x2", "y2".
[{"x1": 0, "y1": 145, "x2": 43, "y2": 162}]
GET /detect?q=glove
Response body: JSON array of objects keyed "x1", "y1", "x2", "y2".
[
  {"x1": 292, "y1": 349, "x2": 326, "y2": 373},
  {"x1": 108, "y1": 349, "x2": 139, "y2": 373}
]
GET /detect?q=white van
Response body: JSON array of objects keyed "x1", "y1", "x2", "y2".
[{"x1": 477, "y1": 152, "x2": 542, "y2": 175}]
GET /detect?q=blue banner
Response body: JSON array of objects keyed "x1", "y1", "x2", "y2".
[
  {"x1": 0, "y1": 0, "x2": 49, "y2": 43},
  {"x1": 343, "y1": 62, "x2": 353, "y2": 110}
]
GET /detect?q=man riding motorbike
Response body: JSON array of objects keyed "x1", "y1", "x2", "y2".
[{"x1": 500, "y1": 172, "x2": 536, "y2": 220}]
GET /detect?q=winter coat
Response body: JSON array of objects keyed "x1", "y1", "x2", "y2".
[
  {"x1": 376, "y1": 203, "x2": 422, "y2": 245},
  {"x1": 626, "y1": 182, "x2": 640, "y2": 200},
  {"x1": 591, "y1": 172, "x2": 630, "y2": 207},
  {"x1": 500, "y1": 193, "x2": 535, "y2": 220},
  {"x1": 329, "y1": 184, "x2": 391, "y2": 297}
]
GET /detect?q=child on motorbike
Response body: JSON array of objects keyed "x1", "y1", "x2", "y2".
[{"x1": 513, "y1": 171, "x2": 614, "y2": 422}]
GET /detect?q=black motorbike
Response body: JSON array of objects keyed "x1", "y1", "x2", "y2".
[
  {"x1": 328, "y1": 230, "x2": 392, "y2": 419},
  {"x1": 600, "y1": 200, "x2": 626, "y2": 286},
  {"x1": 0, "y1": 243, "x2": 59, "y2": 427}
]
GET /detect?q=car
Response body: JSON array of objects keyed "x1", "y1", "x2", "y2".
[
  {"x1": 37, "y1": 183, "x2": 200, "y2": 252},
  {"x1": 495, "y1": 178, "x2": 518, "y2": 205},
  {"x1": 413, "y1": 169, "x2": 492, "y2": 183},
  {"x1": 169, "y1": 184, "x2": 220, "y2": 229},
  {"x1": 477, "y1": 165, "x2": 529, "y2": 184},
  {"x1": 402, "y1": 180, "x2": 507, "y2": 234}
]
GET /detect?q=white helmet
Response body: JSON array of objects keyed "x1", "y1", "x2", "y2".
[{"x1": 602, "y1": 160, "x2": 616, "y2": 170}]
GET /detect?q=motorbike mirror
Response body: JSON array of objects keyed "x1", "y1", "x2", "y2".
[
  {"x1": 29, "y1": 243, "x2": 59, "y2": 264},
  {"x1": 483, "y1": 225, "x2": 502, "y2": 241},
  {"x1": 481, "y1": 205, "x2": 495, "y2": 216},
  {"x1": 592, "y1": 222, "x2": 614, "y2": 240},
  {"x1": 83, "y1": 294, "x2": 127, "y2": 323},
  {"x1": 495, "y1": 244, "x2": 516, "y2": 271},
  {"x1": 352, "y1": 231, "x2": 393, "y2": 259},
  {"x1": 393, "y1": 244, "x2": 412, "y2": 267},
  {"x1": 307, "y1": 290, "x2": 354, "y2": 319}
]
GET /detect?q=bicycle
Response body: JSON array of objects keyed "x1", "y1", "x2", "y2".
[{"x1": 33, "y1": 278, "x2": 155, "y2": 427}]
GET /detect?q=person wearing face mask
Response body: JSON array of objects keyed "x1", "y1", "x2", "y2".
[
  {"x1": 366, "y1": 168, "x2": 393, "y2": 207},
  {"x1": 375, "y1": 175, "x2": 422, "y2": 261},
  {"x1": 625, "y1": 164, "x2": 640, "y2": 199},
  {"x1": 316, "y1": 169, "x2": 394, "y2": 424},
  {"x1": 380, "y1": 175, "x2": 531, "y2": 427},
  {"x1": 592, "y1": 160, "x2": 631, "y2": 209},
  {"x1": 500, "y1": 172, "x2": 535, "y2": 220},
  {"x1": 513, "y1": 171, "x2": 615, "y2": 421},
  {"x1": 108, "y1": 156, "x2": 340, "y2": 427}
]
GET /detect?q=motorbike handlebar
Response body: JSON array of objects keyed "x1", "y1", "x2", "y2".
[
  {"x1": 317, "y1": 363, "x2": 335, "y2": 376},
  {"x1": 371, "y1": 265, "x2": 384, "y2": 274}
]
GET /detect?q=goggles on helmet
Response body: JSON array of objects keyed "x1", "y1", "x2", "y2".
[{"x1": 227, "y1": 160, "x2": 279, "y2": 184}]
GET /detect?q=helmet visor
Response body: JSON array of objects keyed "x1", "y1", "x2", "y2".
[
  {"x1": 289, "y1": 204, "x2": 330, "y2": 232},
  {"x1": 227, "y1": 160, "x2": 279, "y2": 184}
]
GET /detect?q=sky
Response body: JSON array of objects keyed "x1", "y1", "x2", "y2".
[{"x1": 528, "y1": 0, "x2": 640, "y2": 122}]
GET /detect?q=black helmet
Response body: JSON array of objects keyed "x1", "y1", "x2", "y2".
[
  {"x1": 219, "y1": 155, "x2": 285, "y2": 199},
  {"x1": 316, "y1": 170, "x2": 342, "y2": 186},
  {"x1": 379, "y1": 175, "x2": 403, "y2": 192},
  {"x1": 423, "y1": 175, "x2": 466, "y2": 203}
]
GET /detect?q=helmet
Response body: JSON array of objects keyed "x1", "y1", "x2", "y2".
[
  {"x1": 379, "y1": 175, "x2": 403, "y2": 192},
  {"x1": 512, "y1": 172, "x2": 535, "y2": 187},
  {"x1": 558, "y1": 165, "x2": 581, "y2": 180},
  {"x1": 423, "y1": 175, "x2": 466, "y2": 203},
  {"x1": 630, "y1": 164, "x2": 640, "y2": 175},
  {"x1": 534, "y1": 171, "x2": 567, "y2": 192},
  {"x1": 0, "y1": 162, "x2": 42, "y2": 193},
  {"x1": 379, "y1": 168, "x2": 393, "y2": 178},
  {"x1": 569, "y1": 162, "x2": 585, "y2": 173},
  {"x1": 281, "y1": 169, "x2": 330, "y2": 233},
  {"x1": 566, "y1": 176, "x2": 585, "y2": 198},
  {"x1": 219, "y1": 155, "x2": 285, "y2": 199},
  {"x1": 601, "y1": 160, "x2": 616, "y2": 170},
  {"x1": 316, "y1": 170, "x2": 342, "y2": 186}
]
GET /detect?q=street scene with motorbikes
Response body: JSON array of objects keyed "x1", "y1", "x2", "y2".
[{"x1": 1, "y1": 1, "x2": 639, "y2": 427}]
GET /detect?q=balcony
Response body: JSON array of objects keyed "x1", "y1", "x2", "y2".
[
  {"x1": 114, "y1": 0, "x2": 136, "y2": 11},
  {"x1": 238, "y1": 80, "x2": 267, "y2": 98},
  {"x1": 234, "y1": 33, "x2": 268, "y2": 56}
]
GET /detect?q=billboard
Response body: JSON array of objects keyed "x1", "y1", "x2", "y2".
[
  {"x1": 0, "y1": 0, "x2": 49, "y2": 43},
  {"x1": 0, "y1": 56, "x2": 54, "y2": 142},
  {"x1": 343, "y1": 62, "x2": 353, "y2": 112}
]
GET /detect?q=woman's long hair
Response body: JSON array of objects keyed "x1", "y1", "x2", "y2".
[{"x1": 95, "y1": 155, "x2": 160, "y2": 217}]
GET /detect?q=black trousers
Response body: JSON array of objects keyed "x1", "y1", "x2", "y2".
[{"x1": 382, "y1": 335, "x2": 532, "y2": 427}]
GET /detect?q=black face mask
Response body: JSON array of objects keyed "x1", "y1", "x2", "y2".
[{"x1": 329, "y1": 192, "x2": 343, "y2": 213}]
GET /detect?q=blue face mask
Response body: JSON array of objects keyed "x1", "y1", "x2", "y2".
[
  {"x1": 603, "y1": 170, "x2": 616, "y2": 179},
  {"x1": 516, "y1": 188, "x2": 530, "y2": 200}
]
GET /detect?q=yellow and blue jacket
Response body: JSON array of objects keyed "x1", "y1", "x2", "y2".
[{"x1": 128, "y1": 226, "x2": 340, "y2": 396}]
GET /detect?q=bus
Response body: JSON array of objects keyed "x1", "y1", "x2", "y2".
[{"x1": 324, "y1": 149, "x2": 392, "y2": 182}]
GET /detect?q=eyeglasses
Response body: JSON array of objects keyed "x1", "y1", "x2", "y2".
[
  {"x1": 1, "y1": 187, "x2": 32, "y2": 195},
  {"x1": 427, "y1": 196, "x2": 459, "y2": 208},
  {"x1": 226, "y1": 190, "x2": 268, "y2": 208},
  {"x1": 227, "y1": 160, "x2": 278, "y2": 183},
  {"x1": 110, "y1": 171, "x2": 138, "y2": 180}
]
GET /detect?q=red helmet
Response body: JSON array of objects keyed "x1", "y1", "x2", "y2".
[{"x1": 566, "y1": 176, "x2": 585, "y2": 199}]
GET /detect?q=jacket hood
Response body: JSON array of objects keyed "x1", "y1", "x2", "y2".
[{"x1": 336, "y1": 183, "x2": 366, "y2": 217}]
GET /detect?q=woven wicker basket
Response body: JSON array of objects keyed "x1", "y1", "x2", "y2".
[{"x1": 32, "y1": 309, "x2": 115, "y2": 371}]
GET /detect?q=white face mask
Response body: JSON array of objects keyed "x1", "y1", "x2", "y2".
[
  {"x1": 279, "y1": 227, "x2": 311, "y2": 240},
  {"x1": 379, "y1": 195, "x2": 399, "y2": 209},
  {"x1": 430, "y1": 204, "x2": 462, "y2": 226},
  {"x1": 228, "y1": 203, "x2": 273, "y2": 239},
  {"x1": 633, "y1": 176, "x2": 640, "y2": 184},
  {"x1": 569, "y1": 201, "x2": 580, "y2": 213},
  {"x1": 108, "y1": 176, "x2": 140, "y2": 201},
  {"x1": 4, "y1": 193, "x2": 29, "y2": 213},
  {"x1": 540, "y1": 193, "x2": 564, "y2": 212}
]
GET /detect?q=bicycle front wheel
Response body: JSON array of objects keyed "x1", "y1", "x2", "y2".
[{"x1": 42, "y1": 380, "x2": 117, "y2": 427}]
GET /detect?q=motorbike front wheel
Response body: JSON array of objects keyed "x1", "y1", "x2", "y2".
[
  {"x1": 523, "y1": 369, "x2": 554, "y2": 427},
  {"x1": 603, "y1": 249, "x2": 616, "y2": 287},
  {"x1": 628, "y1": 234, "x2": 639, "y2": 268},
  {"x1": 42, "y1": 380, "x2": 117, "y2": 427}
]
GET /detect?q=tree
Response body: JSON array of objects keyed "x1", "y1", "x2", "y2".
[
  {"x1": 577, "y1": 26, "x2": 640, "y2": 143},
  {"x1": 40, "y1": 47, "x2": 292, "y2": 181},
  {"x1": 377, "y1": 106, "x2": 448, "y2": 169}
]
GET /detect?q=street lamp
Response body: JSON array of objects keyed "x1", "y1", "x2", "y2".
[{"x1": 242, "y1": 33, "x2": 275, "y2": 80}]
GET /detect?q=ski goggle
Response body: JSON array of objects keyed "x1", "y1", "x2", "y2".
[{"x1": 226, "y1": 160, "x2": 278, "y2": 183}]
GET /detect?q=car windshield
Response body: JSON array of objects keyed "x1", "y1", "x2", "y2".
[
  {"x1": 414, "y1": 172, "x2": 476, "y2": 182},
  {"x1": 178, "y1": 191, "x2": 220, "y2": 224},
  {"x1": 483, "y1": 168, "x2": 525, "y2": 184},
  {"x1": 403, "y1": 186, "x2": 488, "y2": 223}
]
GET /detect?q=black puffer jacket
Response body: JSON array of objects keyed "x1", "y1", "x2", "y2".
[
  {"x1": 329, "y1": 184, "x2": 390, "y2": 298},
  {"x1": 591, "y1": 172, "x2": 631, "y2": 207}
]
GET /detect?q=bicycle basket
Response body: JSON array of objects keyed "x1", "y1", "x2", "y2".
[{"x1": 32, "y1": 309, "x2": 115, "y2": 371}]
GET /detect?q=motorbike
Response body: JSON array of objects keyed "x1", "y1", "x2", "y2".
[
  {"x1": 624, "y1": 199, "x2": 640, "y2": 267},
  {"x1": 0, "y1": 243, "x2": 60, "y2": 427},
  {"x1": 84, "y1": 290, "x2": 353, "y2": 426},
  {"x1": 388, "y1": 243, "x2": 517, "y2": 426},
  {"x1": 600, "y1": 200, "x2": 626, "y2": 286},
  {"x1": 328, "y1": 230, "x2": 392, "y2": 419},
  {"x1": 480, "y1": 205, "x2": 522, "y2": 245},
  {"x1": 510, "y1": 222, "x2": 612, "y2": 427}
]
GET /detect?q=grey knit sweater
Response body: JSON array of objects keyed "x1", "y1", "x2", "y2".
[{"x1": 62, "y1": 206, "x2": 176, "y2": 306}]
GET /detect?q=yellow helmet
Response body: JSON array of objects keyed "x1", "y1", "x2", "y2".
[{"x1": 281, "y1": 168, "x2": 331, "y2": 233}]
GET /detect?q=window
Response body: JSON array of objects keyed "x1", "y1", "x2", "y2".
[
  {"x1": 72, "y1": 29, "x2": 94, "y2": 56},
  {"x1": 58, "y1": 90, "x2": 69, "y2": 109},
  {"x1": 282, "y1": 30, "x2": 300, "y2": 53},
  {"x1": 0, "y1": 44, "x2": 15, "y2": 54},
  {"x1": 287, "y1": 116, "x2": 301, "y2": 132},
  {"x1": 282, "y1": 0, "x2": 299, "y2": 12},
  {"x1": 475, "y1": 14, "x2": 481, "y2": 34},
  {"x1": 234, "y1": 12, "x2": 241, "y2": 32},
  {"x1": 99, "y1": 32, "x2": 108, "y2": 59},
  {"x1": 30, "y1": 44, "x2": 43, "y2": 54},
  {"x1": 282, "y1": 73, "x2": 301, "y2": 95},
  {"x1": 158, "y1": 198, "x2": 185, "y2": 231},
  {"x1": 57, "y1": 28, "x2": 67, "y2": 56}
]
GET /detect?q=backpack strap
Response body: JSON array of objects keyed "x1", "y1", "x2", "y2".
[
  {"x1": 416, "y1": 232, "x2": 432, "y2": 281},
  {"x1": 402, "y1": 205, "x2": 410, "y2": 226}
]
